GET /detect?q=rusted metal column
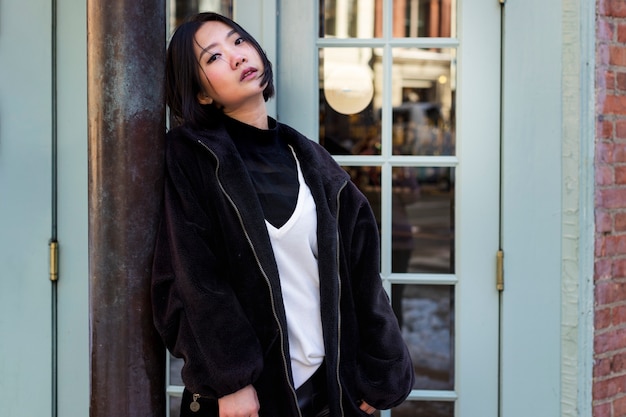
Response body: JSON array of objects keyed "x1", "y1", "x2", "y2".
[{"x1": 87, "y1": 1, "x2": 166, "y2": 416}]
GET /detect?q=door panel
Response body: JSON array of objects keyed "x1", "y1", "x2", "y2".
[
  {"x1": 0, "y1": 2, "x2": 53, "y2": 417},
  {"x1": 500, "y1": 1, "x2": 562, "y2": 416}
]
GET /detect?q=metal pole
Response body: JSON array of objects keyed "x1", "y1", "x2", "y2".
[{"x1": 87, "y1": 0, "x2": 166, "y2": 415}]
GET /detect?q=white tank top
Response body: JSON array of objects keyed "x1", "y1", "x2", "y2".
[{"x1": 265, "y1": 149, "x2": 325, "y2": 388}]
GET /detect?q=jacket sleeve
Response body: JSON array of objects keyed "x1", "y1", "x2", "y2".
[
  {"x1": 151, "y1": 137, "x2": 263, "y2": 398},
  {"x1": 343, "y1": 183, "x2": 415, "y2": 409}
]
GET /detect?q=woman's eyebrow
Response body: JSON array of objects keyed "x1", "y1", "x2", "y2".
[{"x1": 198, "y1": 29, "x2": 238, "y2": 61}]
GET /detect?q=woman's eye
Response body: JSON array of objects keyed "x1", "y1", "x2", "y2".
[
  {"x1": 235, "y1": 37, "x2": 245, "y2": 45},
  {"x1": 208, "y1": 53, "x2": 220, "y2": 63}
]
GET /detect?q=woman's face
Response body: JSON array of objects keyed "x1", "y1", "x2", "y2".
[{"x1": 193, "y1": 21, "x2": 266, "y2": 114}]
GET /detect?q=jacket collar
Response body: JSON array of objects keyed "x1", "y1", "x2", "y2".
[{"x1": 179, "y1": 118, "x2": 350, "y2": 205}]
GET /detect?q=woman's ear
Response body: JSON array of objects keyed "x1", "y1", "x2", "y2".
[{"x1": 197, "y1": 91, "x2": 213, "y2": 105}]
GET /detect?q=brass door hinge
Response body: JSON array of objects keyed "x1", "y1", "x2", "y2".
[
  {"x1": 496, "y1": 250, "x2": 504, "y2": 291},
  {"x1": 49, "y1": 240, "x2": 59, "y2": 282}
]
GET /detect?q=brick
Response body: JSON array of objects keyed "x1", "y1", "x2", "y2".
[
  {"x1": 598, "y1": 236, "x2": 608, "y2": 258},
  {"x1": 619, "y1": 72, "x2": 626, "y2": 91},
  {"x1": 595, "y1": 281, "x2": 626, "y2": 306},
  {"x1": 596, "y1": 281, "x2": 610, "y2": 306},
  {"x1": 598, "y1": 43, "x2": 612, "y2": 69},
  {"x1": 613, "y1": 304, "x2": 626, "y2": 326},
  {"x1": 593, "y1": 376, "x2": 609, "y2": 401},
  {"x1": 597, "y1": 164, "x2": 615, "y2": 186},
  {"x1": 593, "y1": 373, "x2": 626, "y2": 399},
  {"x1": 598, "y1": 141, "x2": 615, "y2": 164},
  {"x1": 592, "y1": 401, "x2": 611, "y2": 417},
  {"x1": 615, "y1": 212, "x2": 626, "y2": 230},
  {"x1": 608, "y1": 0, "x2": 626, "y2": 18},
  {"x1": 616, "y1": 395, "x2": 626, "y2": 417},
  {"x1": 597, "y1": 259, "x2": 614, "y2": 280},
  {"x1": 596, "y1": 327, "x2": 626, "y2": 354},
  {"x1": 619, "y1": 23, "x2": 626, "y2": 43},
  {"x1": 601, "y1": 120, "x2": 616, "y2": 139},
  {"x1": 611, "y1": 45, "x2": 626, "y2": 66},
  {"x1": 601, "y1": 18, "x2": 616, "y2": 42},
  {"x1": 605, "y1": 235, "x2": 626, "y2": 256},
  {"x1": 598, "y1": 209, "x2": 615, "y2": 233},
  {"x1": 595, "y1": 281, "x2": 626, "y2": 305},
  {"x1": 597, "y1": 188, "x2": 626, "y2": 209},
  {"x1": 597, "y1": 307, "x2": 613, "y2": 330},
  {"x1": 613, "y1": 350, "x2": 626, "y2": 373},
  {"x1": 617, "y1": 166, "x2": 626, "y2": 184},
  {"x1": 603, "y1": 94, "x2": 626, "y2": 115},
  {"x1": 613, "y1": 259, "x2": 626, "y2": 278},
  {"x1": 595, "y1": 355, "x2": 613, "y2": 378},
  {"x1": 601, "y1": 67, "x2": 616, "y2": 91},
  {"x1": 616, "y1": 119, "x2": 626, "y2": 137},
  {"x1": 615, "y1": 143, "x2": 626, "y2": 162}
]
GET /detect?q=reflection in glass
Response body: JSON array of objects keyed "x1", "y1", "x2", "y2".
[
  {"x1": 393, "y1": 0, "x2": 455, "y2": 38},
  {"x1": 319, "y1": 46, "x2": 456, "y2": 156},
  {"x1": 170, "y1": 395, "x2": 182, "y2": 417},
  {"x1": 392, "y1": 284, "x2": 454, "y2": 391},
  {"x1": 169, "y1": 0, "x2": 233, "y2": 32},
  {"x1": 343, "y1": 165, "x2": 382, "y2": 253},
  {"x1": 320, "y1": 0, "x2": 378, "y2": 38},
  {"x1": 319, "y1": 48, "x2": 380, "y2": 155},
  {"x1": 170, "y1": 353, "x2": 184, "y2": 385},
  {"x1": 392, "y1": 166, "x2": 454, "y2": 273},
  {"x1": 391, "y1": 48, "x2": 456, "y2": 156},
  {"x1": 393, "y1": 400, "x2": 454, "y2": 417}
]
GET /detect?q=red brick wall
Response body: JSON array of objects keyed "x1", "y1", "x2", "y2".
[{"x1": 595, "y1": 1, "x2": 626, "y2": 416}]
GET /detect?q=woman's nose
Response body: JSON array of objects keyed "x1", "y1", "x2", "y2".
[{"x1": 232, "y1": 55, "x2": 247, "y2": 69}]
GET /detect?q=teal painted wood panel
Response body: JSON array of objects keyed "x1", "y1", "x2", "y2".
[
  {"x1": 0, "y1": 2, "x2": 53, "y2": 417},
  {"x1": 501, "y1": 1, "x2": 563, "y2": 416}
]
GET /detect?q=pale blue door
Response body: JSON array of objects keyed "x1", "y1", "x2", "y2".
[
  {"x1": 0, "y1": 2, "x2": 53, "y2": 417},
  {"x1": 278, "y1": 1, "x2": 502, "y2": 416}
]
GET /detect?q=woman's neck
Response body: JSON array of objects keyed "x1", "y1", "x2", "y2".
[{"x1": 223, "y1": 98, "x2": 269, "y2": 129}]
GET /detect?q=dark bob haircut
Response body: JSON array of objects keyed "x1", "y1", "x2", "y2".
[{"x1": 166, "y1": 12, "x2": 275, "y2": 127}]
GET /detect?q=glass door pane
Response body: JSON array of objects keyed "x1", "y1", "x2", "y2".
[
  {"x1": 169, "y1": 0, "x2": 233, "y2": 29},
  {"x1": 391, "y1": 48, "x2": 455, "y2": 156},
  {"x1": 321, "y1": 0, "x2": 379, "y2": 38},
  {"x1": 393, "y1": 0, "x2": 455, "y2": 38}
]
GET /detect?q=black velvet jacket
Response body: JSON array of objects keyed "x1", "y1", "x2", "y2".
[{"x1": 151, "y1": 118, "x2": 414, "y2": 417}]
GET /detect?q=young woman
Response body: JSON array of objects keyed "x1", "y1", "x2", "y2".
[{"x1": 151, "y1": 12, "x2": 414, "y2": 417}]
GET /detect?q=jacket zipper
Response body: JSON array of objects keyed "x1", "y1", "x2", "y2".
[
  {"x1": 335, "y1": 180, "x2": 348, "y2": 417},
  {"x1": 196, "y1": 140, "x2": 302, "y2": 417}
]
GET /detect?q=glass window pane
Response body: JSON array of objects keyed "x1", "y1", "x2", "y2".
[
  {"x1": 319, "y1": 48, "x2": 380, "y2": 155},
  {"x1": 392, "y1": 48, "x2": 456, "y2": 156},
  {"x1": 393, "y1": 284, "x2": 454, "y2": 390},
  {"x1": 393, "y1": 0, "x2": 456, "y2": 38},
  {"x1": 170, "y1": 395, "x2": 182, "y2": 417},
  {"x1": 169, "y1": 0, "x2": 233, "y2": 32},
  {"x1": 393, "y1": 166, "x2": 454, "y2": 274},
  {"x1": 170, "y1": 354, "x2": 184, "y2": 385},
  {"x1": 343, "y1": 165, "x2": 382, "y2": 249},
  {"x1": 392, "y1": 401, "x2": 454, "y2": 417},
  {"x1": 320, "y1": 0, "x2": 379, "y2": 38}
]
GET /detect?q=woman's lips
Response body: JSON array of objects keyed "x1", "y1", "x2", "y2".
[{"x1": 240, "y1": 67, "x2": 258, "y2": 81}]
